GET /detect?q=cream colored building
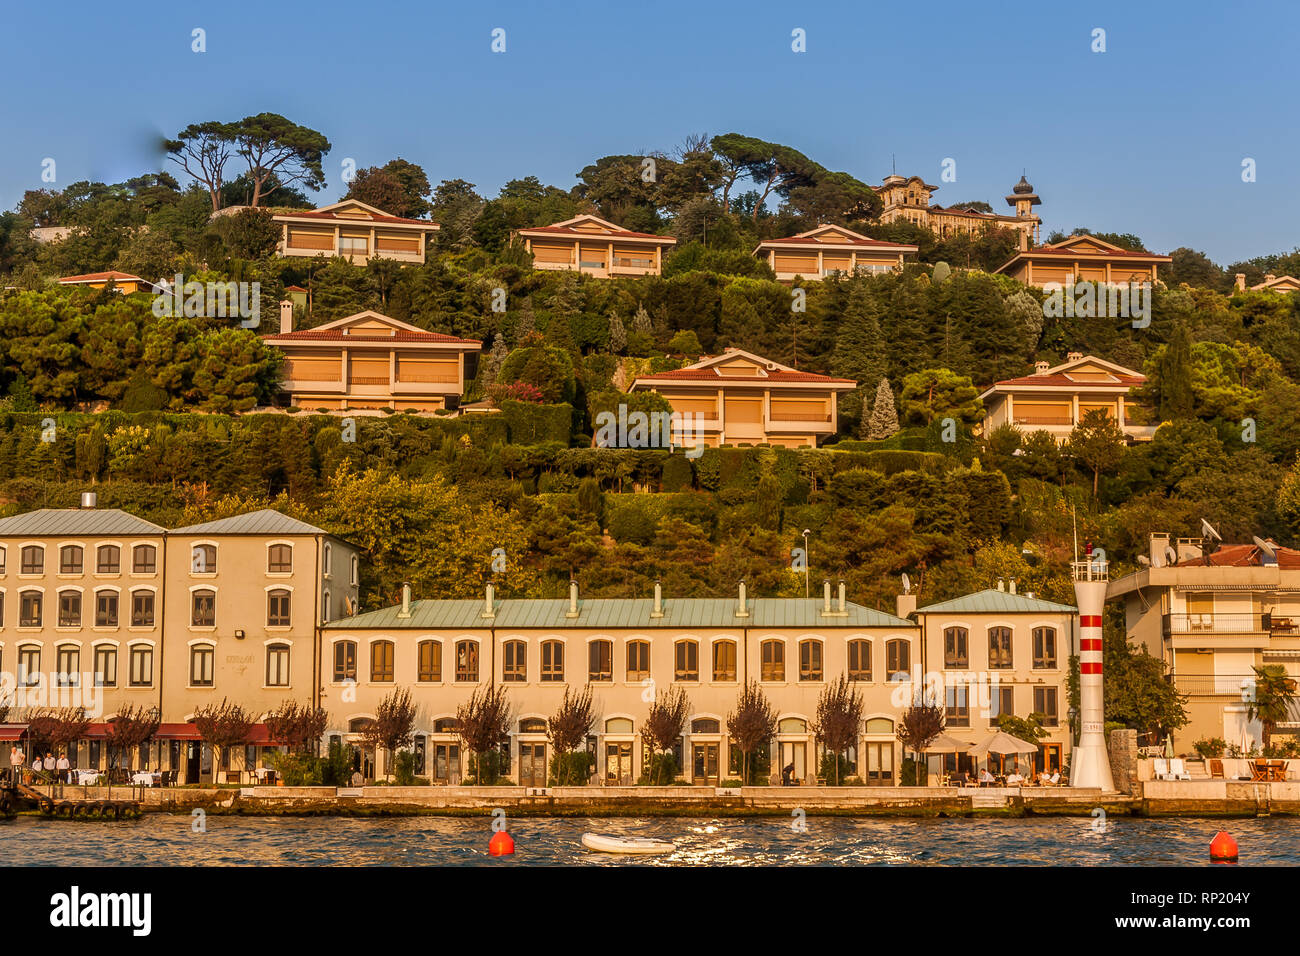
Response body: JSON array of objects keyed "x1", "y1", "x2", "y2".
[
  {"x1": 995, "y1": 234, "x2": 1171, "y2": 287},
  {"x1": 1108, "y1": 534, "x2": 1300, "y2": 753},
  {"x1": 263, "y1": 308, "x2": 481, "y2": 413},
  {"x1": 874, "y1": 174, "x2": 1042, "y2": 246},
  {"x1": 978, "y1": 353, "x2": 1156, "y2": 443},
  {"x1": 627, "y1": 348, "x2": 855, "y2": 448},
  {"x1": 752, "y1": 225, "x2": 917, "y2": 282},
  {"x1": 1236, "y1": 273, "x2": 1300, "y2": 294},
  {"x1": 274, "y1": 199, "x2": 440, "y2": 265},
  {"x1": 514, "y1": 214, "x2": 677, "y2": 277}
]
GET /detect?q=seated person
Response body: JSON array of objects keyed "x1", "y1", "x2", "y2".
[
  {"x1": 978, "y1": 768, "x2": 996, "y2": 786},
  {"x1": 1006, "y1": 770, "x2": 1024, "y2": 786},
  {"x1": 1047, "y1": 771, "x2": 1061, "y2": 785}
]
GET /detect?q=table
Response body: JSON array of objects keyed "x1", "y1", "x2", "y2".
[
  {"x1": 253, "y1": 768, "x2": 277, "y2": 784},
  {"x1": 75, "y1": 770, "x2": 101, "y2": 786},
  {"x1": 131, "y1": 771, "x2": 162, "y2": 787}
]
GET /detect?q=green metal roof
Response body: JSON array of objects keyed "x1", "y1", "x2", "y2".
[
  {"x1": 325, "y1": 597, "x2": 914, "y2": 631},
  {"x1": 0, "y1": 508, "x2": 166, "y2": 537},
  {"x1": 916, "y1": 588, "x2": 1076, "y2": 615},
  {"x1": 170, "y1": 509, "x2": 331, "y2": 537}
]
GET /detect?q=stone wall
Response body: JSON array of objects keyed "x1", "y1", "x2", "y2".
[{"x1": 1108, "y1": 729, "x2": 1138, "y2": 794}]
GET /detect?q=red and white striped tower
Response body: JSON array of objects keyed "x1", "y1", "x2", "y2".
[{"x1": 1072, "y1": 557, "x2": 1115, "y2": 791}]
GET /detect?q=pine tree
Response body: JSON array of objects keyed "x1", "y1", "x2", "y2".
[
  {"x1": 832, "y1": 281, "x2": 886, "y2": 428},
  {"x1": 863, "y1": 378, "x2": 900, "y2": 439},
  {"x1": 608, "y1": 311, "x2": 627, "y2": 354}
]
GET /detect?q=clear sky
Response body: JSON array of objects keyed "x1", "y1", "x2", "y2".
[{"x1": 1, "y1": 0, "x2": 1295, "y2": 264}]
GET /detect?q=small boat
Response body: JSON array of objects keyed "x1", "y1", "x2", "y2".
[{"x1": 581, "y1": 832, "x2": 676, "y2": 855}]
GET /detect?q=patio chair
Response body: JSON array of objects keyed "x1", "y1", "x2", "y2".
[
  {"x1": 1168, "y1": 759, "x2": 1191, "y2": 781},
  {"x1": 949, "y1": 772, "x2": 967, "y2": 788},
  {"x1": 1209, "y1": 759, "x2": 1224, "y2": 778},
  {"x1": 1152, "y1": 758, "x2": 1172, "y2": 780}
]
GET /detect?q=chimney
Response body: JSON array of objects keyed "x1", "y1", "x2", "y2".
[
  {"x1": 997, "y1": 578, "x2": 1005, "y2": 592},
  {"x1": 651, "y1": 581, "x2": 664, "y2": 618},
  {"x1": 79, "y1": 491, "x2": 97, "y2": 509},
  {"x1": 1149, "y1": 532, "x2": 1170, "y2": 568},
  {"x1": 736, "y1": 580, "x2": 750, "y2": 618},
  {"x1": 1235, "y1": 273, "x2": 1246, "y2": 292},
  {"x1": 837, "y1": 580, "x2": 846, "y2": 615},
  {"x1": 1034, "y1": 361, "x2": 1050, "y2": 375},
  {"x1": 1009, "y1": 579, "x2": 1017, "y2": 595},
  {"x1": 397, "y1": 582, "x2": 412, "y2": 619},
  {"x1": 1265, "y1": 273, "x2": 1276, "y2": 284},
  {"x1": 822, "y1": 580, "x2": 832, "y2": 616},
  {"x1": 1067, "y1": 351, "x2": 1082, "y2": 363},
  {"x1": 1018, "y1": 231, "x2": 1029, "y2": 252},
  {"x1": 481, "y1": 582, "x2": 496, "y2": 619},
  {"x1": 896, "y1": 592, "x2": 917, "y2": 619},
  {"x1": 566, "y1": 579, "x2": 579, "y2": 618},
  {"x1": 279, "y1": 299, "x2": 293, "y2": 334}
]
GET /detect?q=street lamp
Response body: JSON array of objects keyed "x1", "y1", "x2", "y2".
[{"x1": 801, "y1": 529, "x2": 811, "y2": 599}]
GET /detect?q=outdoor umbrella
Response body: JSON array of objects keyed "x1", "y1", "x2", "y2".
[
  {"x1": 920, "y1": 733, "x2": 971, "y2": 784},
  {"x1": 968, "y1": 731, "x2": 1040, "y2": 781}
]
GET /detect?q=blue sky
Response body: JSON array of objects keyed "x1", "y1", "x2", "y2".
[{"x1": 1, "y1": 0, "x2": 1294, "y2": 264}]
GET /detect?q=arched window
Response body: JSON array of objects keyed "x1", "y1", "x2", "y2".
[
  {"x1": 626, "y1": 640, "x2": 650, "y2": 682},
  {"x1": 132, "y1": 590, "x2": 155, "y2": 628},
  {"x1": 674, "y1": 640, "x2": 698, "y2": 681},
  {"x1": 58, "y1": 589, "x2": 81, "y2": 627},
  {"x1": 540, "y1": 640, "x2": 563, "y2": 682},
  {"x1": 189, "y1": 644, "x2": 214, "y2": 686},
  {"x1": 1033, "y1": 627, "x2": 1057, "y2": 669},
  {"x1": 988, "y1": 626, "x2": 1013, "y2": 669},
  {"x1": 20, "y1": 545, "x2": 43, "y2": 575},
  {"x1": 848, "y1": 640, "x2": 871, "y2": 681},
  {"x1": 798, "y1": 639, "x2": 823, "y2": 682},
  {"x1": 322, "y1": 543, "x2": 332, "y2": 576},
  {"x1": 333, "y1": 640, "x2": 357, "y2": 681},
  {"x1": 266, "y1": 643, "x2": 290, "y2": 686},
  {"x1": 191, "y1": 544, "x2": 217, "y2": 574},
  {"x1": 349, "y1": 717, "x2": 376, "y2": 734},
  {"x1": 712, "y1": 640, "x2": 737, "y2": 682},
  {"x1": 191, "y1": 589, "x2": 215, "y2": 627},
  {"x1": 93, "y1": 645, "x2": 117, "y2": 688},
  {"x1": 350, "y1": 554, "x2": 359, "y2": 586},
  {"x1": 370, "y1": 640, "x2": 394, "y2": 682},
  {"x1": 128, "y1": 644, "x2": 153, "y2": 686},
  {"x1": 267, "y1": 544, "x2": 292, "y2": 574},
  {"x1": 691, "y1": 718, "x2": 720, "y2": 734},
  {"x1": 19, "y1": 590, "x2": 42, "y2": 627},
  {"x1": 886, "y1": 639, "x2": 910, "y2": 681},
  {"x1": 778, "y1": 717, "x2": 806, "y2": 734},
  {"x1": 56, "y1": 645, "x2": 79, "y2": 686},
  {"x1": 417, "y1": 640, "x2": 441, "y2": 682},
  {"x1": 132, "y1": 544, "x2": 156, "y2": 574},
  {"x1": 433, "y1": 718, "x2": 460, "y2": 734},
  {"x1": 865, "y1": 717, "x2": 894, "y2": 735},
  {"x1": 94, "y1": 589, "x2": 118, "y2": 627},
  {"x1": 96, "y1": 545, "x2": 120, "y2": 574},
  {"x1": 605, "y1": 717, "x2": 634, "y2": 734},
  {"x1": 18, "y1": 645, "x2": 40, "y2": 685},
  {"x1": 503, "y1": 640, "x2": 526, "y2": 682},
  {"x1": 519, "y1": 718, "x2": 547, "y2": 734},
  {"x1": 59, "y1": 545, "x2": 83, "y2": 574},
  {"x1": 761, "y1": 639, "x2": 785, "y2": 681},
  {"x1": 267, "y1": 588, "x2": 291, "y2": 627},
  {"x1": 456, "y1": 640, "x2": 480, "y2": 682},
  {"x1": 588, "y1": 639, "x2": 613, "y2": 681},
  {"x1": 944, "y1": 627, "x2": 968, "y2": 669}
]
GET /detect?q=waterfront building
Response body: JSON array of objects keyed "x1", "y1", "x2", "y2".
[
  {"x1": 873, "y1": 173, "x2": 1041, "y2": 246},
  {"x1": 977, "y1": 353, "x2": 1156, "y2": 443},
  {"x1": 272, "y1": 199, "x2": 440, "y2": 266},
  {"x1": 627, "y1": 347, "x2": 855, "y2": 448},
  {"x1": 751, "y1": 224, "x2": 917, "y2": 282},
  {"x1": 1107, "y1": 533, "x2": 1300, "y2": 752},
  {"x1": 994, "y1": 234, "x2": 1171, "y2": 287},
  {"x1": 264, "y1": 308, "x2": 481, "y2": 413},
  {"x1": 513, "y1": 214, "x2": 676, "y2": 277}
]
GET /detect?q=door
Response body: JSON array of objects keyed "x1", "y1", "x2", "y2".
[
  {"x1": 169, "y1": 740, "x2": 181, "y2": 776},
  {"x1": 605, "y1": 742, "x2": 632, "y2": 785},
  {"x1": 433, "y1": 744, "x2": 460, "y2": 785},
  {"x1": 185, "y1": 742, "x2": 200, "y2": 784},
  {"x1": 865, "y1": 742, "x2": 894, "y2": 786},
  {"x1": 692, "y1": 743, "x2": 719, "y2": 785},
  {"x1": 779, "y1": 742, "x2": 807, "y2": 784},
  {"x1": 519, "y1": 743, "x2": 547, "y2": 787}
]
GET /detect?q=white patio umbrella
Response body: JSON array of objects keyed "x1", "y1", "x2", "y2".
[
  {"x1": 968, "y1": 731, "x2": 1040, "y2": 782},
  {"x1": 920, "y1": 733, "x2": 971, "y2": 784}
]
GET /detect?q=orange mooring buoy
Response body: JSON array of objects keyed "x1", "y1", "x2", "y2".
[
  {"x1": 489, "y1": 830, "x2": 516, "y2": 856},
  {"x1": 1209, "y1": 831, "x2": 1238, "y2": 863}
]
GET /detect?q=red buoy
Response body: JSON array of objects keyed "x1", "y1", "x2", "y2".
[
  {"x1": 488, "y1": 831, "x2": 515, "y2": 856},
  {"x1": 1209, "y1": 831, "x2": 1238, "y2": 863}
]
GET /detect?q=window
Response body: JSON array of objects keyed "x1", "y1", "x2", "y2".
[
  {"x1": 19, "y1": 590, "x2": 41, "y2": 627},
  {"x1": 94, "y1": 646, "x2": 117, "y2": 687},
  {"x1": 58, "y1": 590, "x2": 81, "y2": 627},
  {"x1": 627, "y1": 640, "x2": 650, "y2": 682},
  {"x1": 132, "y1": 545, "x2": 156, "y2": 574},
  {"x1": 503, "y1": 640, "x2": 526, "y2": 682},
  {"x1": 456, "y1": 641, "x2": 479, "y2": 682},
  {"x1": 674, "y1": 640, "x2": 699, "y2": 681},
  {"x1": 1033, "y1": 627, "x2": 1057, "y2": 669},
  {"x1": 191, "y1": 544, "x2": 217, "y2": 574},
  {"x1": 988, "y1": 627, "x2": 1013, "y2": 669},
  {"x1": 18, "y1": 645, "x2": 39, "y2": 686},
  {"x1": 761, "y1": 639, "x2": 785, "y2": 681},
  {"x1": 848, "y1": 640, "x2": 872, "y2": 681},
  {"x1": 333, "y1": 641, "x2": 357, "y2": 681},
  {"x1": 131, "y1": 591, "x2": 154, "y2": 627},
  {"x1": 991, "y1": 686, "x2": 1013, "y2": 723},
  {"x1": 191, "y1": 590, "x2": 215, "y2": 627},
  {"x1": 799, "y1": 639, "x2": 823, "y2": 682},
  {"x1": 57, "y1": 645, "x2": 79, "y2": 686},
  {"x1": 129, "y1": 645, "x2": 153, "y2": 686},
  {"x1": 886, "y1": 639, "x2": 910, "y2": 681},
  {"x1": 0, "y1": 546, "x2": 6, "y2": 574},
  {"x1": 322, "y1": 543, "x2": 332, "y2": 576},
  {"x1": 96, "y1": 545, "x2": 120, "y2": 574},
  {"x1": 713, "y1": 640, "x2": 737, "y2": 682},
  {"x1": 266, "y1": 643, "x2": 290, "y2": 686},
  {"x1": 370, "y1": 641, "x2": 394, "y2": 682},
  {"x1": 268, "y1": 544, "x2": 292, "y2": 574},
  {"x1": 417, "y1": 640, "x2": 441, "y2": 682},
  {"x1": 540, "y1": 640, "x2": 563, "y2": 682},
  {"x1": 944, "y1": 627, "x2": 968, "y2": 669},
  {"x1": 1033, "y1": 687, "x2": 1059, "y2": 727},
  {"x1": 190, "y1": 644, "x2": 214, "y2": 686},
  {"x1": 267, "y1": 589, "x2": 291, "y2": 627},
  {"x1": 589, "y1": 640, "x2": 613, "y2": 682},
  {"x1": 691, "y1": 718, "x2": 720, "y2": 734},
  {"x1": 945, "y1": 684, "x2": 970, "y2": 727},
  {"x1": 21, "y1": 545, "x2": 43, "y2": 574},
  {"x1": 59, "y1": 545, "x2": 83, "y2": 574},
  {"x1": 339, "y1": 235, "x2": 369, "y2": 257},
  {"x1": 95, "y1": 591, "x2": 118, "y2": 627},
  {"x1": 350, "y1": 555, "x2": 359, "y2": 586}
]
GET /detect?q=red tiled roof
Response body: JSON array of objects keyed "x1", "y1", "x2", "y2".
[
  {"x1": 284, "y1": 284, "x2": 307, "y2": 292},
  {"x1": 992, "y1": 372, "x2": 1145, "y2": 388},
  {"x1": 1019, "y1": 246, "x2": 1170, "y2": 260},
  {"x1": 276, "y1": 209, "x2": 436, "y2": 227},
  {"x1": 59, "y1": 271, "x2": 146, "y2": 283},
  {"x1": 266, "y1": 328, "x2": 480, "y2": 345},
  {"x1": 759, "y1": 236, "x2": 914, "y2": 249},
  {"x1": 1195, "y1": 544, "x2": 1300, "y2": 569},
  {"x1": 639, "y1": 368, "x2": 854, "y2": 384},
  {"x1": 518, "y1": 225, "x2": 673, "y2": 241}
]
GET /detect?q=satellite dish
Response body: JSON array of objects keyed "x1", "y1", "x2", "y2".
[
  {"x1": 901, "y1": 573, "x2": 912, "y2": 594},
  {"x1": 1164, "y1": 545, "x2": 1178, "y2": 566},
  {"x1": 1253, "y1": 536, "x2": 1277, "y2": 558},
  {"x1": 1201, "y1": 519, "x2": 1222, "y2": 542},
  {"x1": 1136, "y1": 555, "x2": 1150, "y2": 566}
]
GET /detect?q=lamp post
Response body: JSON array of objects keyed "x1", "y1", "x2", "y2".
[{"x1": 801, "y1": 529, "x2": 811, "y2": 599}]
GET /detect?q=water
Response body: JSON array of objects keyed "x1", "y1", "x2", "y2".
[{"x1": 1, "y1": 815, "x2": 1297, "y2": 866}]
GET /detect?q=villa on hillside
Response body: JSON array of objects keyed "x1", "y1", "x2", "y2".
[
  {"x1": 263, "y1": 307, "x2": 480, "y2": 413},
  {"x1": 752, "y1": 225, "x2": 917, "y2": 282},
  {"x1": 272, "y1": 199, "x2": 440, "y2": 265},
  {"x1": 513, "y1": 214, "x2": 676, "y2": 278},
  {"x1": 1236, "y1": 273, "x2": 1300, "y2": 293},
  {"x1": 995, "y1": 234, "x2": 1171, "y2": 287},
  {"x1": 874, "y1": 173, "x2": 1042, "y2": 246},
  {"x1": 978, "y1": 352, "x2": 1156, "y2": 443},
  {"x1": 627, "y1": 348, "x2": 855, "y2": 448},
  {"x1": 57, "y1": 271, "x2": 158, "y2": 294}
]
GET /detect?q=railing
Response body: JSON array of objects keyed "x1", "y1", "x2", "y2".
[
  {"x1": 1014, "y1": 415, "x2": 1073, "y2": 426},
  {"x1": 1164, "y1": 613, "x2": 1277, "y2": 635},
  {"x1": 348, "y1": 377, "x2": 390, "y2": 386},
  {"x1": 1072, "y1": 558, "x2": 1108, "y2": 582},
  {"x1": 769, "y1": 411, "x2": 832, "y2": 423},
  {"x1": 1172, "y1": 674, "x2": 1256, "y2": 697}
]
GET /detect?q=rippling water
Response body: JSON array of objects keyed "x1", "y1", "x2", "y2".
[{"x1": 3, "y1": 814, "x2": 1298, "y2": 866}]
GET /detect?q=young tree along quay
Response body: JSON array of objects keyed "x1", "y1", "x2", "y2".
[
  {"x1": 456, "y1": 685, "x2": 512, "y2": 785},
  {"x1": 547, "y1": 685, "x2": 596, "y2": 785},
  {"x1": 726, "y1": 680, "x2": 778, "y2": 785},
  {"x1": 641, "y1": 685, "x2": 690, "y2": 784},
  {"x1": 813, "y1": 675, "x2": 865, "y2": 785},
  {"x1": 192, "y1": 698, "x2": 256, "y2": 784},
  {"x1": 362, "y1": 688, "x2": 417, "y2": 780}
]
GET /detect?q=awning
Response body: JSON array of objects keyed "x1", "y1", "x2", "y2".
[
  {"x1": 156, "y1": 723, "x2": 202, "y2": 740},
  {"x1": 0, "y1": 725, "x2": 28, "y2": 741}
]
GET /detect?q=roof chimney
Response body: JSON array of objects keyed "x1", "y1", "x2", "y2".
[
  {"x1": 79, "y1": 491, "x2": 97, "y2": 509},
  {"x1": 1265, "y1": 273, "x2": 1276, "y2": 284},
  {"x1": 822, "y1": 580, "x2": 832, "y2": 616},
  {"x1": 397, "y1": 582, "x2": 412, "y2": 619},
  {"x1": 997, "y1": 578, "x2": 1005, "y2": 592},
  {"x1": 1067, "y1": 352, "x2": 1082, "y2": 363},
  {"x1": 1008, "y1": 579, "x2": 1017, "y2": 595},
  {"x1": 279, "y1": 299, "x2": 293, "y2": 334},
  {"x1": 838, "y1": 580, "x2": 846, "y2": 614},
  {"x1": 736, "y1": 580, "x2": 750, "y2": 618},
  {"x1": 1235, "y1": 273, "x2": 1246, "y2": 292},
  {"x1": 896, "y1": 591, "x2": 917, "y2": 619},
  {"x1": 651, "y1": 580, "x2": 664, "y2": 618},
  {"x1": 566, "y1": 579, "x2": 579, "y2": 618},
  {"x1": 481, "y1": 582, "x2": 496, "y2": 620},
  {"x1": 1034, "y1": 361, "x2": 1050, "y2": 376}
]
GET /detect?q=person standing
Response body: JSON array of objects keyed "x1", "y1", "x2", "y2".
[
  {"x1": 9, "y1": 745, "x2": 24, "y2": 785},
  {"x1": 42, "y1": 752, "x2": 56, "y2": 782},
  {"x1": 56, "y1": 752, "x2": 71, "y2": 784}
]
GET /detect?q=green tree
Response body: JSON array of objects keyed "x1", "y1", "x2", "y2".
[
  {"x1": 1248, "y1": 665, "x2": 1298, "y2": 751},
  {"x1": 232, "y1": 113, "x2": 331, "y2": 207},
  {"x1": 899, "y1": 368, "x2": 984, "y2": 426},
  {"x1": 1066, "y1": 408, "x2": 1126, "y2": 496}
]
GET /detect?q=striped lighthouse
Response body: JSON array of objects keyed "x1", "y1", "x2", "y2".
[{"x1": 1072, "y1": 557, "x2": 1115, "y2": 791}]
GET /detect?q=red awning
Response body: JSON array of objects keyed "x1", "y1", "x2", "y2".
[
  {"x1": 156, "y1": 722, "x2": 201, "y2": 740},
  {"x1": 0, "y1": 725, "x2": 27, "y2": 741}
]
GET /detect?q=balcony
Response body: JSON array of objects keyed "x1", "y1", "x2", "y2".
[
  {"x1": 1162, "y1": 613, "x2": 1292, "y2": 635},
  {"x1": 1171, "y1": 674, "x2": 1256, "y2": 697}
]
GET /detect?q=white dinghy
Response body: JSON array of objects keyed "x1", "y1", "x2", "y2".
[{"x1": 580, "y1": 832, "x2": 676, "y2": 855}]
